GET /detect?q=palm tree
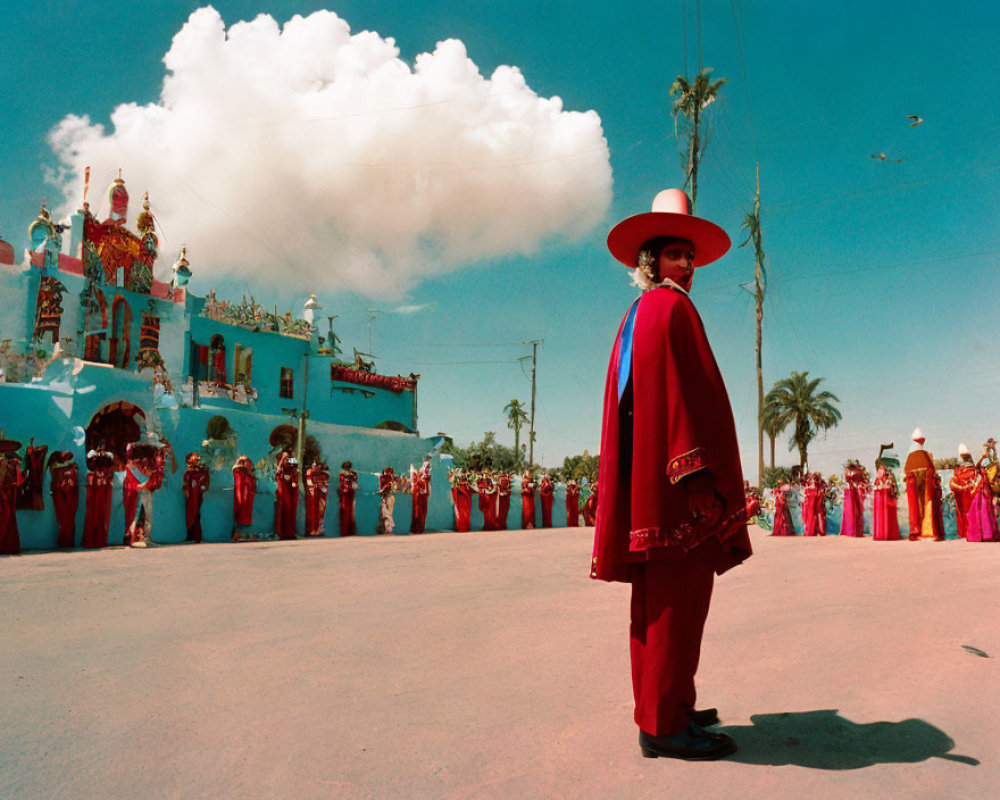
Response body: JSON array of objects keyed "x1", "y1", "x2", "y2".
[
  {"x1": 762, "y1": 371, "x2": 842, "y2": 471},
  {"x1": 740, "y1": 164, "x2": 766, "y2": 484},
  {"x1": 669, "y1": 68, "x2": 728, "y2": 212},
  {"x1": 760, "y1": 403, "x2": 783, "y2": 471},
  {"x1": 503, "y1": 399, "x2": 529, "y2": 467}
]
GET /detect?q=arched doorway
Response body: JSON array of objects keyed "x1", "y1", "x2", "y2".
[
  {"x1": 110, "y1": 296, "x2": 132, "y2": 369},
  {"x1": 86, "y1": 401, "x2": 146, "y2": 469}
]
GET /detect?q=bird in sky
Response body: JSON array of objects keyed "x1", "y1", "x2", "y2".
[
  {"x1": 871, "y1": 152, "x2": 888, "y2": 160},
  {"x1": 907, "y1": 114, "x2": 924, "y2": 127}
]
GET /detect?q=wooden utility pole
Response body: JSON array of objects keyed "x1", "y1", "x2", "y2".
[
  {"x1": 525, "y1": 339, "x2": 540, "y2": 467},
  {"x1": 753, "y1": 163, "x2": 764, "y2": 487}
]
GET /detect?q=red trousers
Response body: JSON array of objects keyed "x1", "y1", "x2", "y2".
[{"x1": 630, "y1": 542, "x2": 716, "y2": 736}]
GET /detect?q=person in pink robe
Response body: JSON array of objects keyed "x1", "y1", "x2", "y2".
[
  {"x1": 771, "y1": 482, "x2": 794, "y2": 536},
  {"x1": 839, "y1": 461, "x2": 868, "y2": 537},
  {"x1": 871, "y1": 464, "x2": 901, "y2": 541},
  {"x1": 965, "y1": 450, "x2": 1000, "y2": 543}
]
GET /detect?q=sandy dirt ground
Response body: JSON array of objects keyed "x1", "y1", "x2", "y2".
[{"x1": 2, "y1": 527, "x2": 997, "y2": 799}]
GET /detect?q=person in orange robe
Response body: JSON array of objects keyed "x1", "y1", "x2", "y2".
[
  {"x1": 48, "y1": 451, "x2": 80, "y2": 548},
  {"x1": 539, "y1": 474, "x2": 555, "y2": 528},
  {"x1": 565, "y1": 479, "x2": 581, "y2": 527},
  {"x1": 496, "y1": 473, "x2": 512, "y2": 530},
  {"x1": 182, "y1": 452, "x2": 210, "y2": 543},
  {"x1": 304, "y1": 461, "x2": 330, "y2": 537},
  {"x1": 273, "y1": 452, "x2": 299, "y2": 540},
  {"x1": 582, "y1": 480, "x2": 598, "y2": 526},
  {"x1": 81, "y1": 449, "x2": 114, "y2": 548},
  {"x1": 338, "y1": 461, "x2": 359, "y2": 537},
  {"x1": 232, "y1": 455, "x2": 257, "y2": 538},
  {"x1": 949, "y1": 444, "x2": 977, "y2": 539},
  {"x1": 520, "y1": 471, "x2": 536, "y2": 529}
]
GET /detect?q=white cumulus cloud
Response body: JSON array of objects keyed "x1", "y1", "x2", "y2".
[{"x1": 47, "y1": 6, "x2": 612, "y2": 298}]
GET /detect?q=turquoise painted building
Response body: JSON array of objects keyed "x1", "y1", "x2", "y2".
[{"x1": 0, "y1": 174, "x2": 461, "y2": 546}]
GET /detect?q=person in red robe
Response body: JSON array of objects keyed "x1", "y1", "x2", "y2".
[
  {"x1": 496, "y1": 473, "x2": 512, "y2": 530},
  {"x1": 376, "y1": 466, "x2": 396, "y2": 534},
  {"x1": 304, "y1": 461, "x2": 330, "y2": 537},
  {"x1": 904, "y1": 428, "x2": 943, "y2": 540},
  {"x1": 81, "y1": 449, "x2": 114, "y2": 549},
  {"x1": 582, "y1": 481, "x2": 598, "y2": 526},
  {"x1": 124, "y1": 443, "x2": 164, "y2": 548},
  {"x1": 949, "y1": 444, "x2": 976, "y2": 539},
  {"x1": 592, "y1": 189, "x2": 751, "y2": 760},
  {"x1": 771, "y1": 482, "x2": 794, "y2": 536},
  {"x1": 16, "y1": 438, "x2": 48, "y2": 511},
  {"x1": 337, "y1": 461, "x2": 358, "y2": 537},
  {"x1": 565, "y1": 479, "x2": 581, "y2": 527},
  {"x1": 0, "y1": 443, "x2": 25, "y2": 555},
  {"x1": 872, "y1": 463, "x2": 901, "y2": 541},
  {"x1": 48, "y1": 451, "x2": 79, "y2": 548},
  {"x1": 232, "y1": 455, "x2": 257, "y2": 539},
  {"x1": 743, "y1": 482, "x2": 761, "y2": 523},
  {"x1": 451, "y1": 470, "x2": 473, "y2": 532},
  {"x1": 801, "y1": 473, "x2": 821, "y2": 537},
  {"x1": 274, "y1": 452, "x2": 299, "y2": 540},
  {"x1": 477, "y1": 473, "x2": 498, "y2": 531},
  {"x1": 409, "y1": 463, "x2": 429, "y2": 533},
  {"x1": 520, "y1": 471, "x2": 536, "y2": 529},
  {"x1": 539, "y1": 474, "x2": 555, "y2": 528},
  {"x1": 182, "y1": 452, "x2": 210, "y2": 543}
]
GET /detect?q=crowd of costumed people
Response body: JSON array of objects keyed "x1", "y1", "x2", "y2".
[
  {"x1": 0, "y1": 434, "x2": 599, "y2": 555},
  {"x1": 742, "y1": 429, "x2": 1000, "y2": 543},
  {"x1": 446, "y1": 468, "x2": 598, "y2": 532}
]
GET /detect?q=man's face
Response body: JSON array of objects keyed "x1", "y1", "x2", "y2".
[{"x1": 657, "y1": 238, "x2": 696, "y2": 291}]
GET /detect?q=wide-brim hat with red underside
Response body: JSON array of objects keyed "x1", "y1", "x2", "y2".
[
  {"x1": 607, "y1": 188, "x2": 731, "y2": 269},
  {"x1": 0, "y1": 439, "x2": 22, "y2": 454}
]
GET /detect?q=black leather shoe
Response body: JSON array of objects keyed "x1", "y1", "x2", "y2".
[
  {"x1": 639, "y1": 725, "x2": 737, "y2": 761},
  {"x1": 687, "y1": 707, "x2": 720, "y2": 727}
]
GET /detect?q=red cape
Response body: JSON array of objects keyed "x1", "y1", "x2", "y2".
[{"x1": 592, "y1": 286, "x2": 752, "y2": 582}]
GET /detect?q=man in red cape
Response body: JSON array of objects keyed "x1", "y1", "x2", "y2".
[
  {"x1": 520, "y1": 471, "x2": 536, "y2": 529},
  {"x1": 274, "y1": 452, "x2": 299, "y2": 540},
  {"x1": 593, "y1": 189, "x2": 752, "y2": 761},
  {"x1": 183, "y1": 452, "x2": 210, "y2": 543},
  {"x1": 337, "y1": 461, "x2": 358, "y2": 537},
  {"x1": 565, "y1": 479, "x2": 580, "y2": 527},
  {"x1": 48, "y1": 451, "x2": 80, "y2": 548},
  {"x1": 232, "y1": 455, "x2": 257, "y2": 538}
]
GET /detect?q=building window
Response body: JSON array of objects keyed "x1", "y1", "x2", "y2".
[{"x1": 279, "y1": 366, "x2": 294, "y2": 398}]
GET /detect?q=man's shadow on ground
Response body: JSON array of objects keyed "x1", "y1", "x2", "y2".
[{"x1": 716, "y1": 710, "x2": 978, "y2": 769}]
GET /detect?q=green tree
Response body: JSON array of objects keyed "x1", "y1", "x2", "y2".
[
  {"x1": 669, "y1": 67, "x2": 728, "y2": 212},
  {"x1": 760, "y1": 403, "x2": 783, "y2": 471},
  {"x1": 558, "y1": 449, "x2": 600, "y2": 483},
  {"x1": 503, "y1": 398, "x2": 529, "y2": 467},
  {"x1": 763, "y1": 371, "x2": 842, "y2": 471},
  {"x1": 453, "y1": 431, "x2": 521, "y2": 473}
]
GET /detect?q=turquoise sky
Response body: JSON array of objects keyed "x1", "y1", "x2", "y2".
[{"x1": 3, "y1": 0, "x2": 999, "y2": 477}]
